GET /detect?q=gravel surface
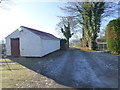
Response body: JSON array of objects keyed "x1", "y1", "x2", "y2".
[
  {"x1": 34, "y1": 49, "x2": 118, "y2": 88},
  {"x1": 17, "y1": 70, "x2": 69, "y2": 88},
  {"x1": 9, "y1": 48, "x2": 118, "y2": 88},
  {"x1": 1, "y1": 58, "x2": 70, "y2": 88}
]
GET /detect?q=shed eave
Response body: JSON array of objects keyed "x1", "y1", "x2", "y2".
[{"x1": 5, "y1": 29, "x2": 18, "y2": 39}]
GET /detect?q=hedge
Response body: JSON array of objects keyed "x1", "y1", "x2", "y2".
[{"x1": 106, "y1": 18, "x2": 120, "y2": 53}]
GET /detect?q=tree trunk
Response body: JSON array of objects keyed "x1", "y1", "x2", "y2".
[
  {"x1": 81, "y1": 27, "x2": 89, "y2": 47},
  {"x1": 66, "y1": 38, "x2": 69, "y2": 48},
  {"x1": 88, "y1": 38, "x2": 92, "y2": 50},
  {"x1": 88, "y1": 38, "x2": 97, "y2": 50},
  {"x1": 92, "y1": 39, "x2": 97, "y2": 50}
]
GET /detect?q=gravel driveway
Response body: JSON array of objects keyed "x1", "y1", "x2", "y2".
[
  {"x1": 9, "y1": 48, "x2": 118, "y2": 88},
  {"x1": 35, "y1": 48, "x2": 118, "y2": 88}
]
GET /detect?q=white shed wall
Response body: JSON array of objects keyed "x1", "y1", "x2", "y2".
[
  {"x1": 41, "y1": 39, "x2": 60, "y2": 56},
  {"x1": 6, "y1": 27, "x2": 60, "y2": 57},
  {"x1": 6, "y1": 29, "x2": 42, "y2": 57},
  {"x1": 20, "y1": 28, "x2": 42, "y2": 57},
  {"x1": 6, "y1": 30, "x2": 20, "y2": 56}
]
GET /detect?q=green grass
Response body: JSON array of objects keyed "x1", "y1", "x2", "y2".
[
  {"x1": 0, "y1": 59, "x2": 35, "y2": 88},
  {"x1": 73, "y1": 45, "x2": 103, "y2": 52},
  {"x1": 73, "y1": 45, "x2": 120, "y2": 56},
  {"x1": 73, "y1": 45, "x2": 81, "y2": 49}
]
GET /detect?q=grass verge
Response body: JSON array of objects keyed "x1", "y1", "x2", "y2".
[{"x1": 0, "y1": 59, "x2": 34, "y2": 88}]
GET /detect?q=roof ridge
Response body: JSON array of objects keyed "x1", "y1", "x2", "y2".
[
  {"x1": 21, "y1": 26, "x2": 59, "y2": 40},
  {"x1": 21, "y1": 26, "x2": 49, "y2": 34}
]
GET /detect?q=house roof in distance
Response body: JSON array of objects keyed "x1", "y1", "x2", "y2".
[{"x1": 21, "y1": 26, "x2": 60, "y2": 40}]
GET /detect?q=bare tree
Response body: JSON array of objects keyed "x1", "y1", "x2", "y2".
[
  {"x1": 60, "y1": 2, "x2": 118, "y2": 50},
  {"x1": 56, "y1": 16, "x2": 79, "y2": 48}
]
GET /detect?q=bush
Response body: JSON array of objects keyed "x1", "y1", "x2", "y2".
[
  {"x1": 106, "y1": 18, "x2": 120, "y2": 54},
  {"x1": 60, "y1": 39, "x2": 67, "y2": 50}
]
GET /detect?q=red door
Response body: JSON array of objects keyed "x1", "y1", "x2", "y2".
[{"x1": 11, "y1": 38, "x2": 20, "y2": 56}]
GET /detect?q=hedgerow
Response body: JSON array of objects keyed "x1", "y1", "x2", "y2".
[{"x1": 106, "y1": 18, "x2": 120, "y2": 54}]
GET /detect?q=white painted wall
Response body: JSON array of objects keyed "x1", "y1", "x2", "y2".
[
  {"x1": 5, "y1": 27, "x2": 60, "y2": 57},
  {"x1": 20, "y1": 28, "x2": 42, "y2": 57},
  {"x1": 6, "y1": 30, "x2": 20, "y2": 56},
  {"x1": 6, "y1": 28, "x2": 42, "y2": 57},
  {"x1": 41, "y1": 39, "x2": 60, "y2": 56}
]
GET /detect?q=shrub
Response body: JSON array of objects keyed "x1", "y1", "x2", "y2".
[
  {"x1": 106, "y1": 18, "x2": 120, "y2": 54},
  {"x1": 60, "y1": 39, "x2": 67, "y2": 50}
]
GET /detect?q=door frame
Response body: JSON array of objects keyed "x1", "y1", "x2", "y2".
[{"x1": 11, "y1": 38, "x2": 20, "y2": 56}]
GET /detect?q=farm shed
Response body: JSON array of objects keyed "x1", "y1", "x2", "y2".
[{"x1": 5, "y1": 26, "x2": 60, "y2": 57}]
